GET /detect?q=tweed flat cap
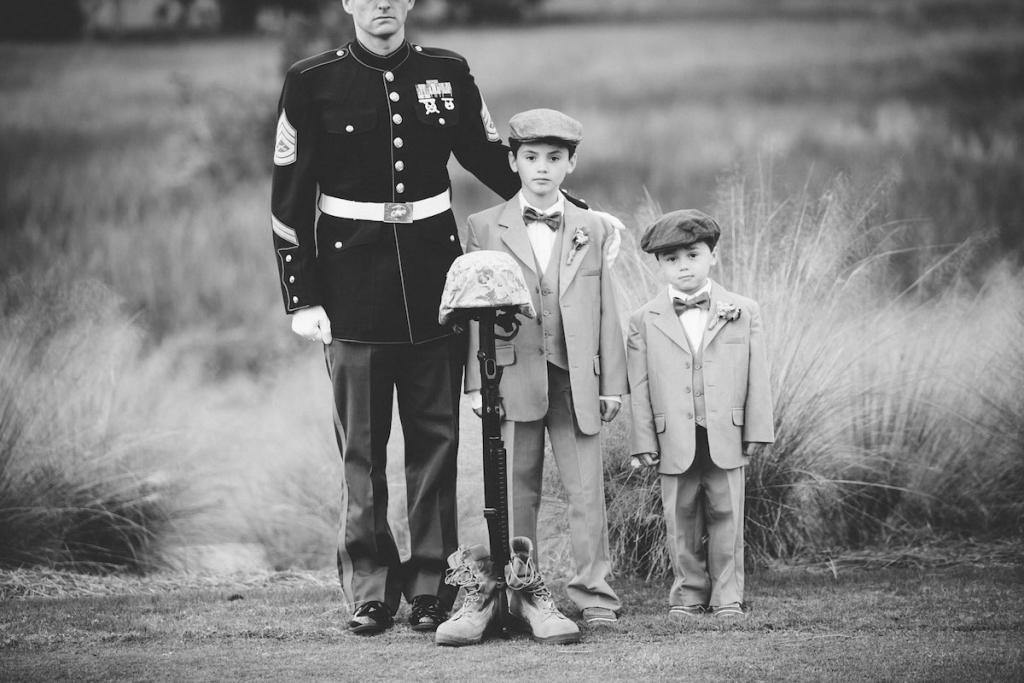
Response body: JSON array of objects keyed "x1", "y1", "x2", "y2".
[
  {"x1": 508, "y1": 108, "x2": 583, "y2": 143},
  {"x1": 640, "y1": 209, "x2": 721, "y2": 253}
]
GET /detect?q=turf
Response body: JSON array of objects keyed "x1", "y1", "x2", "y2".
[{"x1": 2, "y1": 563, "x2": 1022, "y2": 681}]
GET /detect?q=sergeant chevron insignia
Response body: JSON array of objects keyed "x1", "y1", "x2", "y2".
[{"x1": 274, "y1": 110, "x2": 297, "y2": 166}]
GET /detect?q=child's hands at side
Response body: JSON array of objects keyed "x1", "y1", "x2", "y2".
[
  {"x1": 630, "y1": 452, "x2": 660, "y2": 469},
  {"x1": 600, "y1": 398, "x2": 621, "y2": 422}
]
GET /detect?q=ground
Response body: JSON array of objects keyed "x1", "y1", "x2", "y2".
[{"x1": 2, "y1": 558, "x2": 1022, "y2": 681}]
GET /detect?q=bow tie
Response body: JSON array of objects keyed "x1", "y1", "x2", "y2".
[
  {"x1": 523, "y1": 207, "x2": 562, "y2": 231},
  {"x1": 673, "y1": 293, "x2": 710, "y2": 315}
]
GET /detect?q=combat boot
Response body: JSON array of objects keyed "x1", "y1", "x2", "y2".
[
  {"x1": 434, "y1": 544, "x2": 499, "y2": 646},
  {"x1": 505, "y1": 536, "x2": 581, "y2": 644}
]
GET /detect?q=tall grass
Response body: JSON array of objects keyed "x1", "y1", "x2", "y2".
[
  {"x1": 604, "y1": 173, "x2": 1024, "y2": 578},
  {"x1": 0, "y1": 273, "x2": 189, "y2": 570}
]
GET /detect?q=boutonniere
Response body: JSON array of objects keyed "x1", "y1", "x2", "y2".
[
  {"x1": 716, "y1": 302, "x2": 741, "y2": 322},
  {"x1": 567, "y1": 227, "x2": 589, "y2": 265}
]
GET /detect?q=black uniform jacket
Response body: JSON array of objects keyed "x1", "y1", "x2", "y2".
[{"x1": 271, "y1": 40, "x2": 520, "y2": 344}]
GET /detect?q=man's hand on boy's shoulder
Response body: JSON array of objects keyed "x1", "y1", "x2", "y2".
[{"x1": 630, "y1": 452, "x2": 660, "y2": 469}]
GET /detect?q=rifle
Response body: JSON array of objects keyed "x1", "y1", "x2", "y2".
[{"x1": 470, "y1": 306, "x2": 523, "y2": 636}]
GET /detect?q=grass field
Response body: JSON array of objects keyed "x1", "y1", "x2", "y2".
[
  {"x1": 1, "y1": 1, "x2": 1023, "y2": 574},
  {"x1": 2, "y1": 559, "x2": 1022, "y2": 680}
]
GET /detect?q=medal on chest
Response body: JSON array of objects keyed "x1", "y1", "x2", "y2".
[{"x1": 415, "y1": 79, "x2": 455, "y2": 116}]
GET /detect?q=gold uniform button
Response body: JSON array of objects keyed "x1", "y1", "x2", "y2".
[
  {"x1": 396, "y1": 183, "x2": 405, "y2": 193},
  {"x1": 336, "y1": 49, "x2": 346, "y2": 57},
  {"x1": 389, "y1": 91, "x2": 400, "y2": 102},
  {"x1": 392, "y1": 114, "x2": 403, "y2": 125},
  {"x1": 334, "y1": 241, "x2": 343, "y2": 249},
  {"x1": 288, "y1": 276, "x2": 295, "y2": 283},
  {"x1": 384, "y1": 71, "x2": 394, "y2": 82},
  {"x1": 345, "y1": 124, "x2": 354, "y2": 133},
  {"x1": 292, "y1": 296, "x2": 299, "y2": 303},
  {"x1": 449, "y1": 235, "x2": 456, "y2": 242},
  {"x1": 393, "y1": 137, "x2": 403, "y2": 148},
  {"x1": 395, "y1": 160, "x2": 405, "y2": 171},
  {"x1": 285, "y1": 254, "x2": 293, "y2": 262},
  {"x1": 438, "y1": 117, "x2": 446, "y2": 125},
  {"x1": 414, "y1": 45, "x2": 422, "y2": 51}
]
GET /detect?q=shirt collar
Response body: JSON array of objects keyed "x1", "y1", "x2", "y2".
[
  {"x1": 668, "y1": 280, "x2": 712, "y2": 303},
  {"x1": 518, "y1": 191, "x2": 565, "y2": 217}
]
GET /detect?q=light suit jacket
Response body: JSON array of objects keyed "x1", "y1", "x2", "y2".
[
  {"x1": 627, "y1": 281, "x2": 775, "y2": 472},
  {"x1": 464, "y1": 198, "x2": 627, "y2": 436}
]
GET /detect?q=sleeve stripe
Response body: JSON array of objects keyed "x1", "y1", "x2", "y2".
[{"x1": 272, "y1": 214, "x2": 299, "y2": 245}]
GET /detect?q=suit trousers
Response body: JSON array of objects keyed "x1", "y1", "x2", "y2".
[
  {"x1": 502, "y1": 363, "x2": 620, "y2": 612},
  {"x1": 324, "y1": 335, "x2": 465, "y2": 613},
  {"x1": 661, "y1": 427, "x2": 746, "y2": 607}
]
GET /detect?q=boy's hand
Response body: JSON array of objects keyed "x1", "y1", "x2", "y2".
[
  {"x1": 600, "y1": 397, "x2": 621, "y2": 422},
  {"x1": 630, "y1": 452, "x2": 660, "y2": 469},
  {"x1": 468, "y1": 390, "x2": 504, "y2": 420},
  {"x1": 291, "y1": 306, "x2": 332, "y2": 344}
]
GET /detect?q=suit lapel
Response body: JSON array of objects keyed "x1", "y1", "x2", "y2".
[
  {"x1": 559, "y1": 202, "x2": 590, "y2": 297},
  {"x1": 702, "y1": 281, "x2": 731, "y2": 349},
  {"x1": 498, "y1": 200, "x2": 537, "y2": 277},
  {"x1": 651, "y1": 292, "x2": 692, "y2": 355}
]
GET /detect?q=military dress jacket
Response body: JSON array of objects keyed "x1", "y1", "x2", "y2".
[{"x1": 271, "y1": 40, "x2": 520, "y2": 344}]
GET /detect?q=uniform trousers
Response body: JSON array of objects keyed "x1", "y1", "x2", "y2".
[
  {"x1": 325, "y1": 335, "x2": 465, "y2": 613},
  {"x1": 661, "y1": 426, "x2": 746, "y2": 608},
  {"x1": 502, "y1": 363, "x2": 620, "y2": 612}
]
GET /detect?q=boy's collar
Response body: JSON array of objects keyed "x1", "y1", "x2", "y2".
[
  {"x1": 517, "y1": 191, "x2": 565, "y2": 216},
  {"x1": 668, "y1": 280, "x2": 712, "y2": 301}
]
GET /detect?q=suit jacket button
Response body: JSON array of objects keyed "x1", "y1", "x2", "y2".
[{"x1": 685, "y1": 387, "x2": 691, "y2": 393}]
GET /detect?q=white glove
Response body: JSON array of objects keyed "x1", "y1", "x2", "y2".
[
  {"x1": 590, "y1": 210, "x2": 624, "y2": 267},
  {"x1": 468, "y1": 390, "x2": 483, "y2": 416},
  {"x1": 291, "y1": 305, "x2": 332, "y2": 344}
]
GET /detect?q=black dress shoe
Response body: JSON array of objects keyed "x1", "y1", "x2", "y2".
[
  {"x1": 347, "y1": 600, "x2": 394, "y2": 635},
  {"x1": 409, "y1": 594, "x2": 446, "y2": 632}
]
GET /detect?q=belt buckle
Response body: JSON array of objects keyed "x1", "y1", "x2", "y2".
[{"x1": 384, "y1": 202, "x2": 414, "y2": 224}]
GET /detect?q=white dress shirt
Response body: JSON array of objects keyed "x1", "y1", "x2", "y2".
[
  {"x1": 669, "y1": 281, "x2": 712, "y2": 350},
  {"x1": 519, "y1": 191, "x2": 565, "y2": 273}
]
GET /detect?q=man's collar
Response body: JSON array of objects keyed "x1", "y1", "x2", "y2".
[
  {"x1": 349, "y1": 40, "x2": 411, "y2": 71},
  {"x1": 518, "y1": 191, "x2": 565, "y2": 216}
]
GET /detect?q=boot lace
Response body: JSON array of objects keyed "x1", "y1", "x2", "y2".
[
  {"x1": 506, "y1": 554, "x2": 559, "y2": 613},
  {"x1": 444, "y1": 548, "x2": 487, "y2": 612}
]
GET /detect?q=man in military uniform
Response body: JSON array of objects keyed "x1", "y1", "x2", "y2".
[{"x1": 270, "y1": 0, "x2": 522, "y2": 636}]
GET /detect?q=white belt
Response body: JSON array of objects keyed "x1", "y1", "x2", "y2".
[{"x1": 318, "y1": 191, "x2": 451, "y2": 224}]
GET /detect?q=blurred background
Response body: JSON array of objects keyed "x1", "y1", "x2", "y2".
[{"x1": 1, "y1": 0, "x2": 1022, "y2": 578}]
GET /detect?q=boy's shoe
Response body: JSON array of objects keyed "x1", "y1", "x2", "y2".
[
  {"x1": 581, "y1": 606, "x2": 618, "y2": 627},
  {"x1": 347, "y1": 600, "x2": 394, "y2": 635},
  {"x1": 669, "y1": 604, "x2": 706, "y2": 618},
  {"x1": 434, "y1": 545, "x2": 499, "y2": 646},
  {"x1": 712, "y1": 602, "x2": 746, "y2": 619},
  {"x1": 409, "y1": 594, "x2": 446, "y2": 632},
  {"x1": 506, "y1": 536, "x2": 581, "y2": 645}
]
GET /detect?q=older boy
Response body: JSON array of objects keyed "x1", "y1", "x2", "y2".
[
  {"x1": 460, "y1": 109, "x2": 627, "y2": 641},
  {"x1": 627, "y1": 210, "x2": 775, "y2": 618}
]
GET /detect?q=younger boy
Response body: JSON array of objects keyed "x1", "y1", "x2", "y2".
[
  {"x1": 462, "y1": 109, "x2": 627, "y2": 640},
  {"x1": 627, "y1": 210, "x2": 775, "y2": 618}
]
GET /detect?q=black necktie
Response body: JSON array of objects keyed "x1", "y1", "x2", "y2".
[
  {"x1": 673, "y1": 293, "x2": 710, "y2": 316},
  {"x1": 523, "y1": 207, "x2": 562, "y2": 231}
]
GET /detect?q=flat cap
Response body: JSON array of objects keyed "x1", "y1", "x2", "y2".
[
  {"x1": 640, "y1": 209, "x2": 721, "y2": 253},
  {"x1": 508, "y1": 108, "x2": 583, "y2": 143}
]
